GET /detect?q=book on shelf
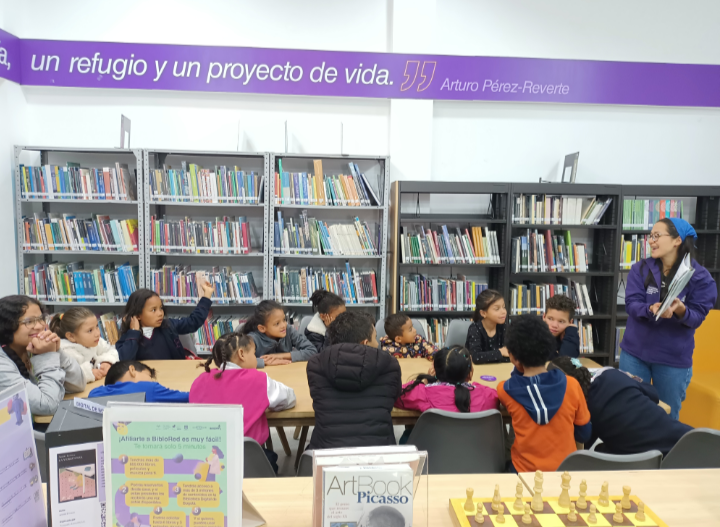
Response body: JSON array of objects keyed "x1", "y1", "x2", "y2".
[
  {"x1": 415, "y1": 317, "x2": 469, "y2": 348},
  {"x1": 22, "y1": 213, "x2": 138, "y2": 252},
  {"x1": 273, "y1": 263, "x2": 378, "y2": 304},
  {"x1": 274, "y1": 161, "x2": 379, "y2": 207},
  {"x1": 512, "y1": 194, "x2": 612, "y2": 225},
  {"x1": 98, "y1": 312, "x2": 121, "y2": 344},
  {"x1": 622, "y1": 199, "x2": 685, "y2": 230},
  {"x1": 149, "y1": 215, "x2": 254, "y2": 254},
  {"x1": 510, "y1": 281, "x2": 594, "y2": 316},
  {"x1": 698, "y1": 196, "x2": 720, "y2": 229},
  {"x1": 577, "y1": 320, "x2": 596, "y2": 355},
  {"x1": 399, "y1": 225, "x2": 500, "y2": 264},
  {"x1": 614, "y1": 326, "x2": 626, "y2": 362},
  {"x1": 24, "y1": 262, "x2": 138, "y2": 303},
  {"x1": 149, "y1": 164, "x2": 263, "y2": 204},
  {"x1": 620, "y1": 234, "x2": 651, "y2": 269},
  {"x1": 399, "y1": 274, "x2": 487, "y2": 311},
  {"x1": 274, "y1": 210, "x2": 379, "y2": 256},
  {"x1": 173, "y1": 312, "x2": 248, "y2": 354},
  {"x1": 150, "y1": 265, "x2": 260, "y2": 305},
  {"x1": 510, "y1": 229, "x2": 590, "y2": 273},
  {"x1": 20, "y1": 162, "x2": 137, "y2": 201}
]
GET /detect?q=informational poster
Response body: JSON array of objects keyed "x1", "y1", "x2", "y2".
[
  {"x1": 49, "y1": 442, "x2": 105, "y2": 526},
  {"x1": 103, "y1": 404, "x2": 243, "y2": 527},
  {"x1": 0, "y1": 384, "x2": 46, "y2": 527}
]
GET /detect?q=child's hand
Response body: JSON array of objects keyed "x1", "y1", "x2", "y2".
[
  {"x1": 500, "y1": 346, "x2": 509, "y2": 358},
  {"x1": 128, "y1": 316, "x2": 140, "y2": 331},
  {"x1": 99, "y1": 362, "x2": 112, "y2": 375},
  {"x1": 262, "y1": 355, "x2": 292, "y2": 366},
  {"x1": 428, "y1": 366, "x2": 436, "y2": 376},
  {"x1": 92, "y1": 369, "x2": 104, "y2": 381},
  {"x1": 200, "y1": 279, "x2": 214, "y2": 299},
  {"x1": 27, "y1": 330, "x2": 60, "y2": 354}
]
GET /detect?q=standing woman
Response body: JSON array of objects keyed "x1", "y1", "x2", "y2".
[{"x1": 620, "y1": 217, "x2": 717, "y2": 420}]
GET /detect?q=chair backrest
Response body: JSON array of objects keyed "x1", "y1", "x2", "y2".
[
  {"x1": 299, "y1": 315, "x2": 313, "y2": 335},
  {"x1": 557, "y1": 450, "x2": 663, "y2": 472},
  {"x1": 179, "y1": 333, "x2": 197, "y2": 355},
  {"x1": 297, "y1": 451, "x2": 314, "y2": 477},
  {"x1": 661, "y1": 428, "x2": 720, "y2": 469},
  {"x1": 407, "y1": 409, "x2": 505, "y2": 474},
  {"x1": 445, "y1": 319, "x2": 472, "y2": 348},
  {"x1": 375, "y1": 319, "x2": 386, "y2": 339},
  {"x1": 411, "y1": 319, "x2": 427, "y2": 340},
  {"x1": 244, "y1": 438, "x2": 276, "y2": 478}
]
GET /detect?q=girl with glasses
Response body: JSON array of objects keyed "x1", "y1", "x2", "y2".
[{"x1": 620, "y1": 218, "x2": 717, "y2": 420}]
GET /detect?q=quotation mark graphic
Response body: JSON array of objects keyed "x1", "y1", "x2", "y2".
[{"x1": 400, "y1": 60, "x2": 436, "y2": 92}]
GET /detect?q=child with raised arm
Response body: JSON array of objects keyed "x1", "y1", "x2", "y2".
[
  {"x1": 116, "y1": 280, "x2": 213, "y2": 361},
  {"x1": 464, "y1": 289, "x2": 509, "y2": 364},
  {"x1": 242, "y1": 300, "x2": 317, "y2": 367},
  {"x1": 305, "y1": 289, "x2": 346, "y2": 354},
  {"x1": 190, "y1": 332, "x2": 296, "y2": 472},
  {"x1": 50, "y1": 307, "x2": 119, "y2": 384},
  {"x1": 379, "y1": 313, "x2": 437, "y2": 359},
  {"x1": 498, "y1": 315, "x2": 591, "y2": 473}
]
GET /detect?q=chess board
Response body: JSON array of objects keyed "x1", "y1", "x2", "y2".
[{"x1": 449, "y1": 495, "x2": 668, "y2": 527}]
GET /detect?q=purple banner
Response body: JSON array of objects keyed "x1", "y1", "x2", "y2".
[
  {"x1": 0, "y1": 27, "x2": 21, "y2": 84},
  {"x1": 3, "y1": 31, "x2": 720, "y2": 107}
]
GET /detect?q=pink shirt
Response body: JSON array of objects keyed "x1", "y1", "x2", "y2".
[{"x1": 395, "y1": 381, "x2": 500, "y2": 413}]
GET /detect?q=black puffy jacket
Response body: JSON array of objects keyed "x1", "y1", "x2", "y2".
[{"x1": 306, "y1": 342, "x2": 402, "y2": 450}]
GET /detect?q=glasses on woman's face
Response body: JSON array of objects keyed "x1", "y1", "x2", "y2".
[
  {"x1": 648, "y1": 232, "x2": 672, "y2": 242},
  {"x1": 19, "y1": 316, "x2": 46, "y2": 329}
]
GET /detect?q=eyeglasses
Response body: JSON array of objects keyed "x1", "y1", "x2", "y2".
[
  {"x1": 648, "y1": 232, "x2": 672, "y2": 242},
  {"x1": 19, "y1": 316, "x2": 46, "y2": 329}
]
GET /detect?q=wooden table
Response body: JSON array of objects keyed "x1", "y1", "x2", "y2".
[
  {"x1": 37, "y1": 357, "x2": 602, "y2": 424},
  {"x1": 241, "y1": 469, "x2": 720, "y2": 526}
]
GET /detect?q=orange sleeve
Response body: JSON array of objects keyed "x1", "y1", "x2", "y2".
[{"x1": 569, "y1": 378, "x2": 591, "y2": 425}]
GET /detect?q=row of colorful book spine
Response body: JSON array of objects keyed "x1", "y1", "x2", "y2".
[
  {"x1": 511, "y1": 229, "x2": 589, "y2": 273},
  {"x1": 272, "y1": 264, "x2": 378, "y2": 304},
  {"x1": 274, "y1": 211, "x2": 379, "y2": 256},
  {"x1": 22, "y1": 213, "x2": 139, "y2": 252},
  {"x1": 149, "y1": 165, "x2": 263, "y2": 204},
  {"x1": 399, "y1": 275, "x2": 487, "y2": 312},
  {"x1": 149, "y1": 216, "x2": 254, "y2": 254},
  {"x1": 510, "y1": 282, "x2": 594, "y2": 316},
  {"x1": 24, "y1": 262, "x2": 138, "y2": 303},
  {"x1": 149, "y1": 266, "x2": 260, "y2": 305},
  {"x1": 622, "y1": 199, "x2": 685, "y2": 230},
  {"x1": 620, "y1": 234, "x2": 651, "y2": 269},
  {"x1": 512, "y1": 194, "x2": 613, "y2": 225},
  {"x1": 175, "y1": 313, "x2": 247, "y2": 354},
  {"x1": 20, "y1": 163, "x2": 137, "y2": 201},
  {"x1": 274, "y1": 168, "x2": 379, "y2": 207},
  {"x1": 400, "y1": 226, "x2": 500, "y2": 265}
]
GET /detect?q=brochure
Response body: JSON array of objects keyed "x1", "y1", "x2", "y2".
[
  {"x1": 656, "y1": 253, "x2": 695, "y2": 320},
  {"x1": 49, "y1": 441, "x2": 105, "y2": 526}
]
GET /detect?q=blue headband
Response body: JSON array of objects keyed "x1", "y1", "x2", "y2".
[{"x1": 668, "y1": 218, "x2": 697, "y2": 242}]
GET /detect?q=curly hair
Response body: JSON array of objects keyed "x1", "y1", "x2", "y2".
[
  {"x1": 327, "y1": 311, "x2": 374, "y2": 345},
  {"x1": 550, "y1": 356, "x2": 591, "y2": 398},
  {"x1": 504, "y1": 314, "x2": 556, "y2": 367},
  {"x1": 546, "y1": 294, "x2": 576, "y2": 320},
  {"x1": 0, "y1": 295, "x2": 47, "y2": 379},
  {"x1": 309, "y1": 289, "x2": 345, "y2": 315}
]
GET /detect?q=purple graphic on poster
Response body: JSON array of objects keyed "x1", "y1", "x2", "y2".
[
  {"x1": 2, "y1": 26, "x2": 720, "y2": 107},
  {"x1": 0, "y1": 27, "x2": 21, "y2": 84}
]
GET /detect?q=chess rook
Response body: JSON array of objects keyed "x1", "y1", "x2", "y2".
[
  {"x1": 621, "y1": 485, "x2": 632, "y2": 509},
  {"x1": 464, "y1": 488, "x2": 474, "y2": 512}
]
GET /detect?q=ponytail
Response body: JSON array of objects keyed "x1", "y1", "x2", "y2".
[
  {"x1": 49, "y1": 307, "x2": 95, "y2": 340},
  {"x1": 3, "y1": 346, "x2": 30, "y2": 379},
  {"x1": 309, "y1": 289, "x2": 345, "y2": 314},
  {"x1": 241, "y1": 300, "x2": 284, "y2": 335},
  {"x1": 203, "y1": 332, "x2": 253, "y2": 379}
]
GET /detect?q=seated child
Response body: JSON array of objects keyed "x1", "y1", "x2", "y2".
[
  {"x1": 549, "y1": 357, "x2": 693, "y2": 456},
  {"x1": 396, "y1": 345, "x2": 500, "y2": 413},
  {"x1": 380, "y1": 314, "x2": 437, "y2": 359},
  {"x1": 0, "y1": 295, "x2": 85, "y2": 416},
  {"x1": 305, "y1": 289, "x2": 346, "y2": 354},
  {"x1": 497, "y1": 315, "x2": 591, "y2": 473},
  {"x1": 190, "y1": 332, "x2": 296, "y2": 472},
  {"x1": 307, "y1": 312, "x2": 401, "y2": 449},
  {"x1": 51, "y1": 307, "x2": 119, "y2": 384},
  {"x1": 242, "y1": 300, "x2": 318, "y2": 367},
  {"x1": 116, "y1": 282, "x2": 213, "y2": 361},
  {"x1": 89, "y1": 361, "x2": 189, "y2": 402},
  {"x1": 543, "y1": 295, "x2": 580, "y2": 359},
  {"x1": 465, "y1": 289, "x2": 509, "y2": 364}
]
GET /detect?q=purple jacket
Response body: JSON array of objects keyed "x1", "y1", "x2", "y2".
[{"x1": 621, "y1": 258, "x2": 717, "y2": 368}]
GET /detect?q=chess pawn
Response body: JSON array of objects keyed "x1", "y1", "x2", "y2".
[
  {"x1": 464, "y1": 488, "x2": 475, "y2": 512},
  {"x1": 598, "y1": 482, "x2": 610, "y2": 507},
  {"x1": 558, "y1": 471, "x2": 571, "y2": 508},
  {"x1": 492, "y1": 485, "x2": 501, "y2": 511},
  {"x1": 577, "y1": 479, "x2": 588, "y2": 510},
  {"x1": 587, "y1": 504, "x2": 597, "y2": 524},
  {"x1": 513, "y1": 482, "x2": 524, "y2": 511},
  {"x1": 621, "y1": 485, "x2": 632, "y2": 509},
  {"x1": 567, "y1": 502, "x2": 577, "y2": 522},
  {"x1": 531, "y1": 470, "x2": 544, "y2": 512},
  {"x1": 496, "y1": 503, "x2": 505, "y2": 524},
  {"x1": 475, "y1": 507, "x2": 485, "y2": 524},
  {"x1": 613, "y1": 503, "x2": 624, "y2": 523},
  {"x1": 522, "y1": 504, "x2": 532, "y2": 525},
  {"x1": 635, "y1": 502, "x2": 646, "y2": 522}
]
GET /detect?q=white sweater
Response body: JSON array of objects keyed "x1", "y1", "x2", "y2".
[{"x1": 59, "y1": 338, "x2": 119, "y2": 384}]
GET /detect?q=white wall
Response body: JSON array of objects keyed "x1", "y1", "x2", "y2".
[{"x1": 2, "y1": 0, "x2": 720, "y2": 294}]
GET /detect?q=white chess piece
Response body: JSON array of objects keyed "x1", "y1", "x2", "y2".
[
  {"x1": 513, "y1": 482, "x2": 524, "y2": 511},
  {"x1": 531, "y1": 470, "x2": 544, "y2": 512},
  {"x1": 635, "y1": 502, "x2": 646, "y2": 522},
  {"x1": 522, "y1": 504, "x2": 532, "y2": 525},
  {"x1": 587, "y1": 504, "x2": 597, "y2": 524},
  {"x1": 464, "y1": 488, "x2": 475, "y2": 512},
  {"x1": 577, "y1": 479, "x2": 588, "y2": 510}
]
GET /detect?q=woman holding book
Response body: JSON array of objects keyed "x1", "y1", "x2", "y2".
[{"x1": 620, "y1": 218, "x2": 716, "y2": 420}]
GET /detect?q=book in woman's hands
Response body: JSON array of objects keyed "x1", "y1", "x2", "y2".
[{"x1": 656, "y1": 253, "x2": 695, "y2": 320}]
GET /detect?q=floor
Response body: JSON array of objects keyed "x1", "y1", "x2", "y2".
[{"x1": 270, "y1": 426, "x2": 407, "y2": 477}]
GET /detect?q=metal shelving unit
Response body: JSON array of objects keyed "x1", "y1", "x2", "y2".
[
  {"x1": 269, "y1": 153, "x2": 390, "y2": 320},
  {"x1": 14, "y1": 145, "x2": 145, "y2": 311}
]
